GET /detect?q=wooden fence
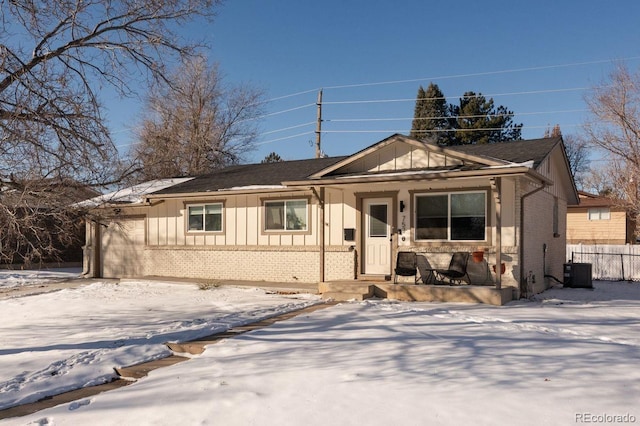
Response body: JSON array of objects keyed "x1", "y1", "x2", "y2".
[{"x1": 566, "y1": 244, "x2": 640, "y2": 281}]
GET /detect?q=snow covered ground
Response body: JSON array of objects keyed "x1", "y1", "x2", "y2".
[
  {"x1": 0, "y1": 269, "x2": 81, "y2": 289},
  {"x1": 1, "y1": 273, "x2": 639, "y2": 425}
]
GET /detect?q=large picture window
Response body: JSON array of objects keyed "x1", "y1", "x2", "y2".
[
  {"x1": 265, "y1": 199, "x2": 308, "y2": 231},
  {"x1": 188, "y1": 203, "x2": 223, "y2": 232},
  {"x1": 415, "y1": 192, "x2": 486, "y2": 241}
]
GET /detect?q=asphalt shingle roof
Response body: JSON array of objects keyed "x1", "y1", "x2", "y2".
[
  {"x1": 448, "y1": 137, "x2": 561, "y2": 168},
  {"x1": 152, "y1": 136, "x2": 562, "y2": 196},
  {"x1": 154, "y1": 156, "x2": 348, "y2": 195}
]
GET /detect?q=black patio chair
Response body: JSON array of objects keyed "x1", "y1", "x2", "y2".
[
  {"x1": 394, "y1": 251, "x2": 419, "y2": 284},
  {"x1": 435, "y1": 251, "x2": 471, "y2": 285}
]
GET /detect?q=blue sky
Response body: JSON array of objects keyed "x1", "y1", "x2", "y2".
[{"x1": 108, "y1": 0, "x2": 640, "y2": 163}]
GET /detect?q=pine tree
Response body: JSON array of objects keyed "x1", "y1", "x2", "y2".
[
  {"x1": 410, "y1": 83, "x2": 451, "y2": 143},
  {"x1": 453, "y1": 92, "x2": 522, "y2": 145},
  {"x1": 262, "y1": 152, "x2": 283, "y2": 163}
]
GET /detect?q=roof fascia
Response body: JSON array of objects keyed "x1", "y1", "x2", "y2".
[
  {"x1": 146, "y1": 186, "x2": 310, "y2": 200},
  {"x1": 285, "y1": 166, "x2": 552, "y2": 187},
  {"x1": 555, "y1": 137, "x2": 580, "y2": 205}
]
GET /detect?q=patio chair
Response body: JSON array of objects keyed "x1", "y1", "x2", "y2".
[
  {"x1": 434, "y1": 251, "x2": 471, "y2": 285},
  {"x1": 394, "y1": 251, "x2": 419, "y2": 284}
]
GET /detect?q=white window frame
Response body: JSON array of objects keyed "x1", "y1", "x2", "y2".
[
  {"x1": 414, "y1": 190, "x2": 487, "y2": 242},
  {"x1": 264, "y1": 199, "x2": 309, "y2": 232},
  {"x1": 186, "y1": 202, "x2": 224, "y2": 233},
  {"x1": 588, "y1": 207, "x2": 610, "y2": 221}
]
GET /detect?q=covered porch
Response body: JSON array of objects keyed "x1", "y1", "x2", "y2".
[{"x1": 319, "y1": 280, "x2": 515, "y2": 306}]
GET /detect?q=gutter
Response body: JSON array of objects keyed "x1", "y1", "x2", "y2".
[
  {"x1": 147, "y1": 186, "x2": 306, "y2": 201},
  {"x1": 284, "y1": 166, "x2": 552, "y2": 187}
]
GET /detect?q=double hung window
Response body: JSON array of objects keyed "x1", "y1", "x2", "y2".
[{"x1": 588, "y1": 207, "x2": 610, "y2": 221}]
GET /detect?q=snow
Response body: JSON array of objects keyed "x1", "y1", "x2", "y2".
[
  {"x1": 75, "y1": 178, "x2": 193, "y2": 207},
  {"x1": 0, "y1": 268, "x2": 81, "y2": 289},
  {"x1": 1, "y1": 273, "x2": 639, "y2": 425}
]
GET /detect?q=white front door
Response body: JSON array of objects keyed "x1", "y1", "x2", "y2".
[{"x1": 363, "y1": 198, "x2": 391, "y2": 275}]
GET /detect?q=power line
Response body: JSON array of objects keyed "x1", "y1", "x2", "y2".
[
  {"x1": 256, "y1": 131, "x2": 315, "y2": 146},
  {"x1": 321, "y1": 57, "x2": 640, "y2": 91},
  {"x1": 245, "y1": 103, "x2": 316, "y2": 122},
  {"x1": 322, "y1": 124, "x2": 580, "y2": 134},
  {"x1": 326, "y1": 109, "x2": 588, "y2": 123},
  {"x1": 254, "y1": 56, "x2": 640, "y2": 107},
  {"x1": 322, "y1": 87, "x2": 599, "y2": 106},
  {"x1": 261, "y1": 121, "x2": 315, "y2": 136}
]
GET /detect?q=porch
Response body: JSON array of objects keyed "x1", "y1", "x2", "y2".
[{"x1": 319, "y1": 280, "x2": 514, "y2": 306}]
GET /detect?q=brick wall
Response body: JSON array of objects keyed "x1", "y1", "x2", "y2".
[
  {"x1": 144, "y1": 246, "x2": 321, "y2": 283},
  {"x1": 324, "y1": 247, "x2": 356, "y2": 281}
]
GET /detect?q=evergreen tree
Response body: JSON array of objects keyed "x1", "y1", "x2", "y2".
[
  {"x1": 411, "y1": 87, "x2": 522, "y2": 145},
  {"x1": 262, "y1": 152, "x2": 283, "y2": 163},
  {"x1": 410, "y1": 83, "x2": 452, "y2": 144},
  {"x1": 453, "y1": 92, "x2": 522, "y2": 144}
]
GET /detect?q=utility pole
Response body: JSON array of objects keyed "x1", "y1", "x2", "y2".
[{"x1": 315, "y1": 89, "x2": 323, "y2": 158}]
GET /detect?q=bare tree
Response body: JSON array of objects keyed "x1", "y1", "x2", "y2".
[
  {"x1": 133, "y1": 56, "x2": 263, "y2": 180},
  {"x1": 563, "y1": 134, "x2": 591, "y2": 189},
  {"x1": 0, "y1": 0, "x2": 222, "y2": 264},
  {"x1": 582, "y1": 63, "x2": 640, "y2": 233}
]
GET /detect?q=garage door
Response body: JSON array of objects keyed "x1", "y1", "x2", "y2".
[{"x1": 100, "y1": 217, "x2": 145, "y2": 278}]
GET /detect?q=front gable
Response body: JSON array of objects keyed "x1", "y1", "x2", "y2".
[{"x1": 310, "y1": 134, "x2": 508, "y2": 179}]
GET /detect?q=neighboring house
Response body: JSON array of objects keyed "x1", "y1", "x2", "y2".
[
  {"x1": 83, "y1": 134, "x2": 578, "y2": 304},
  {"x1": 1, "y1": 179, "x2": 99, "y2": 266},
  {"x1": 566, "y1": 191, "x2": 636, "y2": 244}
]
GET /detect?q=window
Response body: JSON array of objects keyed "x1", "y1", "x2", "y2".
[
  {"x1": 265, "y1": 199, "x2": 307, "y2": 231},
  {"x1": 588, "y1": 207, "x2": 610, "y2": 221},
  {"x1": 187, "y1": 203, "x2": 223, "y2": 232},
  {"x1": 415, "y1": 192, "x2": 486, "y2": 241},
  {"x1": 368, "y1": 203, "x2": 388, "y2": 237}
]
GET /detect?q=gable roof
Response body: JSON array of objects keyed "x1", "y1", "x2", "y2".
[
  {"x1": 447, "y1": 136, "x2": 562, "y2": 169},
  {"x1": 573, "y1": 191, "x2": 619, "y2": 208},
  {"x1": 153, "y1": 156, "x2": 347, "y2": 195},
  {"x1": 145, "y1": 134, "x2": 572, "y2": 198}
]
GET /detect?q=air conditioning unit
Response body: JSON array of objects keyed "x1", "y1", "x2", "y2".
[{"x1": 563, "y1": 263, "x2": 593, "y2": 288}]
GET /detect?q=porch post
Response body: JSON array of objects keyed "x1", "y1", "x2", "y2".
[
  {"x1": 491, "y1": 177, "x2": 502, "y2": 290},
  {"x1": 316, "y1": 187, "x2": 326, "y2": 283}
]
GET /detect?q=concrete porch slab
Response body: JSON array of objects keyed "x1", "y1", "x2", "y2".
[{"x1": 320, "y1": 282, "x2": 514, "y2": 306}]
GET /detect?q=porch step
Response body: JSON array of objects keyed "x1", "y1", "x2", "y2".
[
  {"x1": 320, "y1": 283, "x2": 375, "y2": 302},
  {"x1": 321, "y1": 291, "x2": 373, "y2": 301}
]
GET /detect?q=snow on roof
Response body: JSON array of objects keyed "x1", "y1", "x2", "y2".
[{"x1": 77, "y1": 177, "x2": 193, "y2": 207}]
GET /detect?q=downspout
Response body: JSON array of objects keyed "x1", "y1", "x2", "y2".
[{"x1": 519, "y1": 180, "x2": 547, "y2": 298}]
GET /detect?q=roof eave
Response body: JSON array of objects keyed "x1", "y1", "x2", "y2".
[
  {"x1": 147, "y1": 186, "x2": 310, "y2": 200},
  {"x1": 284, "y1": 166, "x2": 552, "y2": 187}
]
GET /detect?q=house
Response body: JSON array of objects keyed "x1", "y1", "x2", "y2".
[
  {"x1": 83, "y1": 134, "x2": 578, "y2": 304},
  {"x1": 566, "y1": 191, "x2": 636, "y2": 244},
  {"x1": 1, "y1": 178, "x2": 99, "y2": 266}
]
